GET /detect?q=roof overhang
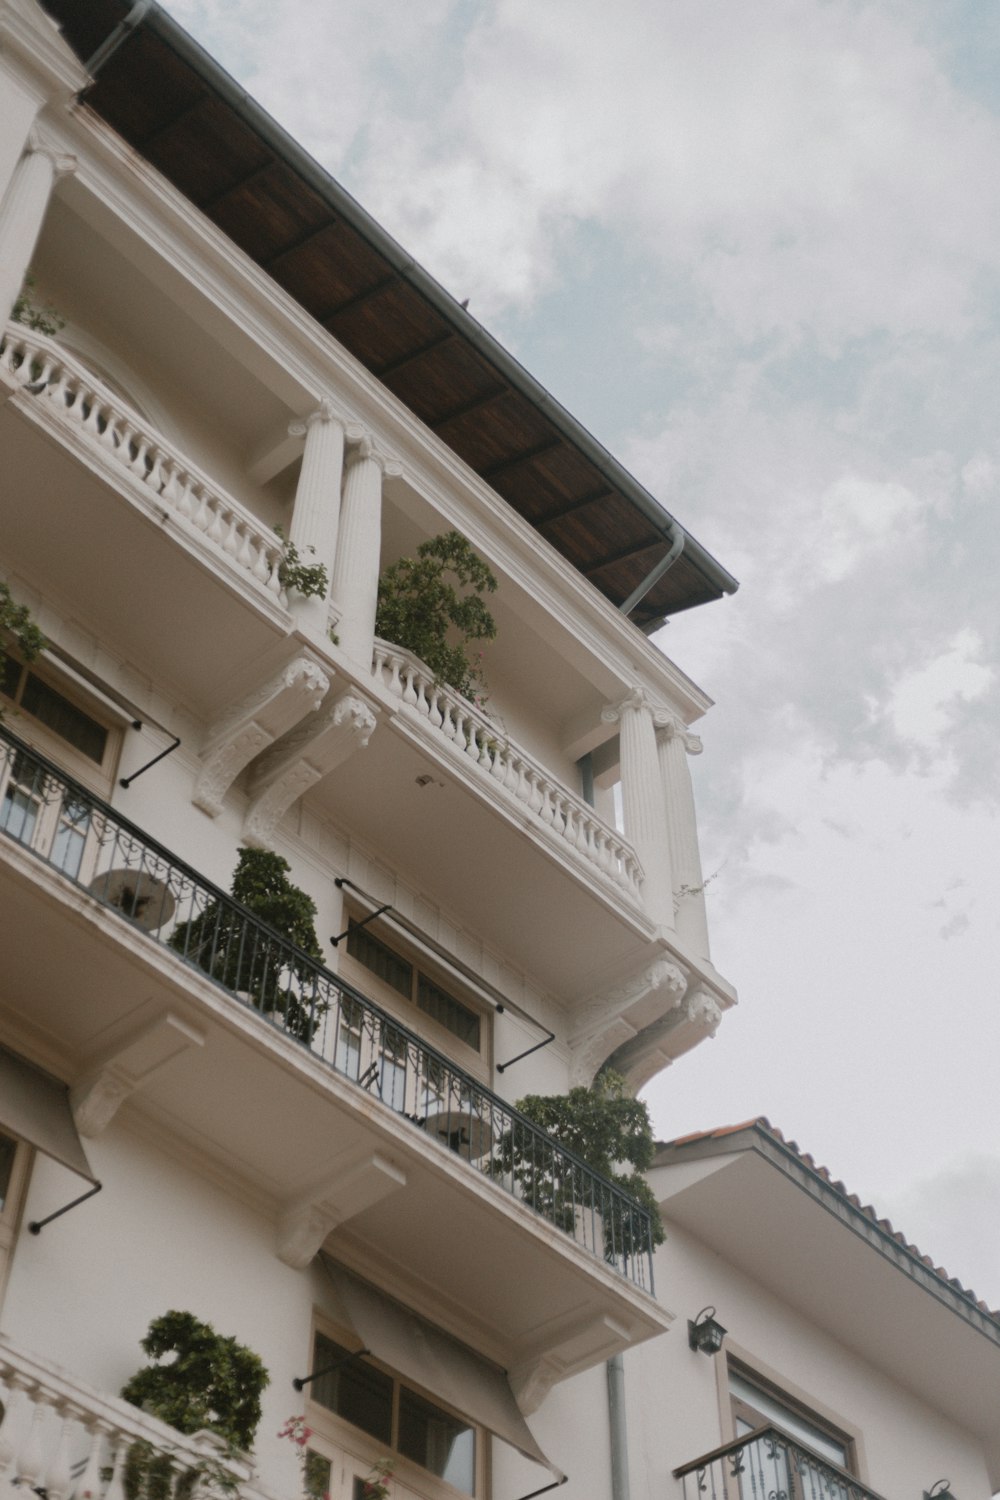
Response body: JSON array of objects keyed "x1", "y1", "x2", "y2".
[
  {"x1": 650, "y1": 1128, "x2": 1000, "y2": 1485},
  {"x1": 38, "y1": 0, "x2": 737, "y2": 629}
]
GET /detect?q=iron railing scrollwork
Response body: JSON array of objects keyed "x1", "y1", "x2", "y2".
[
  {"x1": 675, "y1": 1425, "x2": 887, "y2": 1500},
  {"x1": 0, "y1": 722, "x2": 655, "y2": 1290}
]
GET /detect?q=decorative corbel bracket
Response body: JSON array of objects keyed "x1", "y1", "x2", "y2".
[
  {"x1": 71, "y1": 1011, "x2": 206, "y2": 1138},
  {"x1": 568, "y1": 958, "x2": 687, "y2": 1085},
  {"x1": 193, "y1": 655, "x2": 331, "y2": 817},
  {"x1": 602, "y1": 986, "x2": 725, "y2": 1093},
  {"x1": 276, "y1": 1150, "x2": 407, "y2": 1268},
  {"x1": 243, "y1": 688, "x2": 378, "y2": 849},
  {"x1": 509, "y1": 1312, "x2": 634, "y2": 1414}
]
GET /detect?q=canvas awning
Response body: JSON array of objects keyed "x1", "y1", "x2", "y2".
[
  {"x1": 0, "y1": 1046, "x2": 98, "y2": 1185},
  {"x1": 320, "y1": 1257, "x2": 564, "y2": 1481}
]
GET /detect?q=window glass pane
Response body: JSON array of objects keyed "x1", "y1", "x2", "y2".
[
  {"x1": 0, "y1": 1134, "x2": 17, "y2": 1210},
  {"x1": 20, "y1": 674, "x2": 108, "y2": 764},
  {"x1": 347, "y1": 922, "x2": 413, "y2": 999},
  {"x1": 1, "y1": 753, "x2": 42, "y2": 844},
  {"x1": 310, "y1": 1334, "x2": 393, "y2": 1445},
  {"x1": 729, "y1": 1372, "x2": 848, "y2": 1466},
  {"x1": 304, "y1": 1450, "x2": 330, "y2": 1500},
  {"x1": 0, "y1": 657, "x2": 22, "y2": 701},
  {"x1": 416, "y1": 975, "x2": 480, "y2": 1049},
  {"x1": 397, "y1": 1386, "x2": 476, "y2": 1494},
  {"x1": 51, "y1": 793, "x2": 91, "y2": 878}
]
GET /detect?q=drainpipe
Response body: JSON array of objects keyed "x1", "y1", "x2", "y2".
[
  {"x1": 607, "y1": 1353, "x2": 631, "y2": 1500},
  {"x1": 84, "y1": 0, "x2": 155, "y2": 78}
]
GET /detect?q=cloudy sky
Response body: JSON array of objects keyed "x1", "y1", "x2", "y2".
[{"x1": 162, "y1": 0, "x2": 999, "y2": 1305}]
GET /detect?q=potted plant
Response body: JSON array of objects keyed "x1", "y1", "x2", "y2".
[
  {"x1": 120, "y1": 1311, "x2": 270, "y2": 1500},
  {"x1": 375, "y1": 530, "x2": 497, "y2": 702},
  {"x1": 492, "y1": 1070, "x2": 665, "y2": 1261},
  {"x1": 169, "y1": 848, "x2": 326, "y2": 1041}
]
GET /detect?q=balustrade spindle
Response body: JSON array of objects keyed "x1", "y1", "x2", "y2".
[
  {"x1": 43, "y1": 1404, "x2": 75, "y2": 1500},
  {"x1": 72, "y1": 1421, "x2": 107, "y2": 1500}
]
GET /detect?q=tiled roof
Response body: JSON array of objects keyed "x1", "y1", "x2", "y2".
[{"x1": 658, "y1": 1116, "x2": 1000, "y2": 1322}]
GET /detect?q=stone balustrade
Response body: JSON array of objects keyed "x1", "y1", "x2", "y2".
[
  {"x1": 0, "y1": 1334, "x2": 273, "y2": 1500},
  {"x1": 372, "y1": 639, "x2": 645, "y2": 902},
  {"x1": 0, "y1": 323, "x2": 286, "y2": 606}
]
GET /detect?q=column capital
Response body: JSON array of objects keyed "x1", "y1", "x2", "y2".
[
  {"x1": 601, "y1": 685, "x2": 656, "y2": 724},
  {"x1": 655, "y1": 715, "x2": 703, "y2": 755},
  {"x1": 287, "y1": 396, "x2": 344, "y2": 439},
  {"x1": 344, "y1": 423, "x2": 402, "y2": 476},
  {"x1": 25, "y1": 130, "x2": 76, "y2": 179}
]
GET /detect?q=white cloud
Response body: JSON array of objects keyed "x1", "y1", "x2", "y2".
[
  {"x1": 883, "y1": 629, "x2": 994, "y2": 746},
  {"x1": 814, "y1": 475, "x2": 923, "y2": 584}
]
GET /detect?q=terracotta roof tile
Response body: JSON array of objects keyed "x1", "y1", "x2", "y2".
[{"x1": 658, "y1": 1118, "x2": 1000, "y2": 1322}]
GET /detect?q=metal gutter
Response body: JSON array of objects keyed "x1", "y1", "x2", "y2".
[{"x1": 94, "y1": 2, "x2": 738, "y2": 607}]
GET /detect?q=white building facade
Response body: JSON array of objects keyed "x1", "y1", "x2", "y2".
[{"x1": 0, "y1": 4, "x2": 996, "y2": 1499}]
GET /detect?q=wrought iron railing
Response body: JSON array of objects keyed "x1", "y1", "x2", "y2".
[
  {"x1": 674, "y1": 1425, "x2": 886, "y2": 1500},
  {"x1": 0, "y1": 721, "x2": 655, "y2": 1290}
]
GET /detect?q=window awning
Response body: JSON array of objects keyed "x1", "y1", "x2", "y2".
[
  {"x1": 320, "y1": 1258, "x2": 564, "y2": 1481},
  {"x1": 0, "y1": 1046, "x2": 98, "y2": 1185}
]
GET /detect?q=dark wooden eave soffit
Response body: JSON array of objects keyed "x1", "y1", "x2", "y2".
[{"x1": 42, "y1": 0, "x2": 738, "y2": 628}]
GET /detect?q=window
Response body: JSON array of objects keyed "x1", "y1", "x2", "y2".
[
  {"x1": 0, "y1": 658, "x2": 119, "y2": 879},
  {"x1": 2, "y1": 664, "x2": 108, "y2": 765},
  {"x1": 308, "y1": 1331, "x2": 481, "y2": 1497},
  {"x1": 729, "y1": 1364, "x2": 855, "y2": 1481},
  {"x1": 345, "y1": 921, "x2": 483, "y2": 1055}
]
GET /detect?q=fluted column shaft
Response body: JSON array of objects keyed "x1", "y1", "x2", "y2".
[
  {"x1": 0, "y1": 142, "x2": 72, "y2": 327},
  {"x1": 287, "y1": 400, "x2": 344, "y2": 635},
  {"x1": 332, "y1": 432, "x2": 393, "y2": 669},
  {"x1": 657, "y1": 719, "x2": 711, "y2": 958},
  {"x1": 604, "y1": 690, "x2": 675, "y2": 928}
]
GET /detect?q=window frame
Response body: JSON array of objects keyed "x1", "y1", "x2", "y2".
[
  {"x1": 0, "y1": 653, "x2": 121, "y2": 795},
  {"x1": 724, "y1": 1357, "x2": 858, "y2": 1477},
  {"x1": 339, "y1": 912, "x2": 492, "y2": 1082},
  {"x1": 305, "y1": 1317, "x2": 487, "y2": 1500}
]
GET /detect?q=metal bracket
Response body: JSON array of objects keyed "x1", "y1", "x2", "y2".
[
  {"x1": 28, "y1": 1180, "x2": 102, "y2": 1234},
  {"x1": 120, "y1": 735, "x2": 181, "y2": 788}
]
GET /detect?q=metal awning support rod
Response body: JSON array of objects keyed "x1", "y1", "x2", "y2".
[
  {"x1": 515, "y1": 1479, "x2": 568, "y2": 1499},
  {"x1": 334, "y1": 877, "x2": 556, "y2": 1069},
  {"x1": 330, "y1": 903, "x2": 390, "y2": 947},
  {"x1": 496, "y1": 1030, "x2": 554, "y2": 1075},
  {"x1": 120, "y1": 735, "x2": 181, "y2": 789},
  {"x1": 292, "y1": 1348, "x2": 370, "y2": 1392},
  {"x1": 28, "y1": 1181, "x2": 102, "y2": 1234},
  {"x1": 619, "y1": 528, "x2": 685, "y2": 618}
]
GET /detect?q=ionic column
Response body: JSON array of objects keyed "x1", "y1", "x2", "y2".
[
  {"x1": 656, "y1": 716, "x2": 711, "y2": 959},
  {"x1": 286, "y1": 399, "x2": 345, "y2": 635},
  {"x1": 0, "y1": 137, "x2": 74, "y2": 327},
  {"x1": 332, "y1": 428, "x2": 399, "y2": 670},
  {"x1": 603, "y1": 689, "x2": 675, "y2": 929}
]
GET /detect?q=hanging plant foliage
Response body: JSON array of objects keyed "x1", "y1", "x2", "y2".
[{"x1": 375, "y1": 530, "x2": 497, "y2": 701}]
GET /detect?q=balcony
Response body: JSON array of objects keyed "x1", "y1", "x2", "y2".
[
  {"x1": 0, "y1": 321, "x2": 292, "y2": 711},
  {"x1": 0, "y1": 721, "x2": 670, "y2": 1392},
  {"x1": 0, "y1": 1333, "x2": 270, "y2": 1500},
  {"x1": 0, "y1": 318, "x2": 659, "y2": 1001},
  {"x1": 372, "y1": 640, "x2": 643, "y2": 903},
  {"x1": 674, "y1": 1426, "x2": 884, "y2": 1500}
]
